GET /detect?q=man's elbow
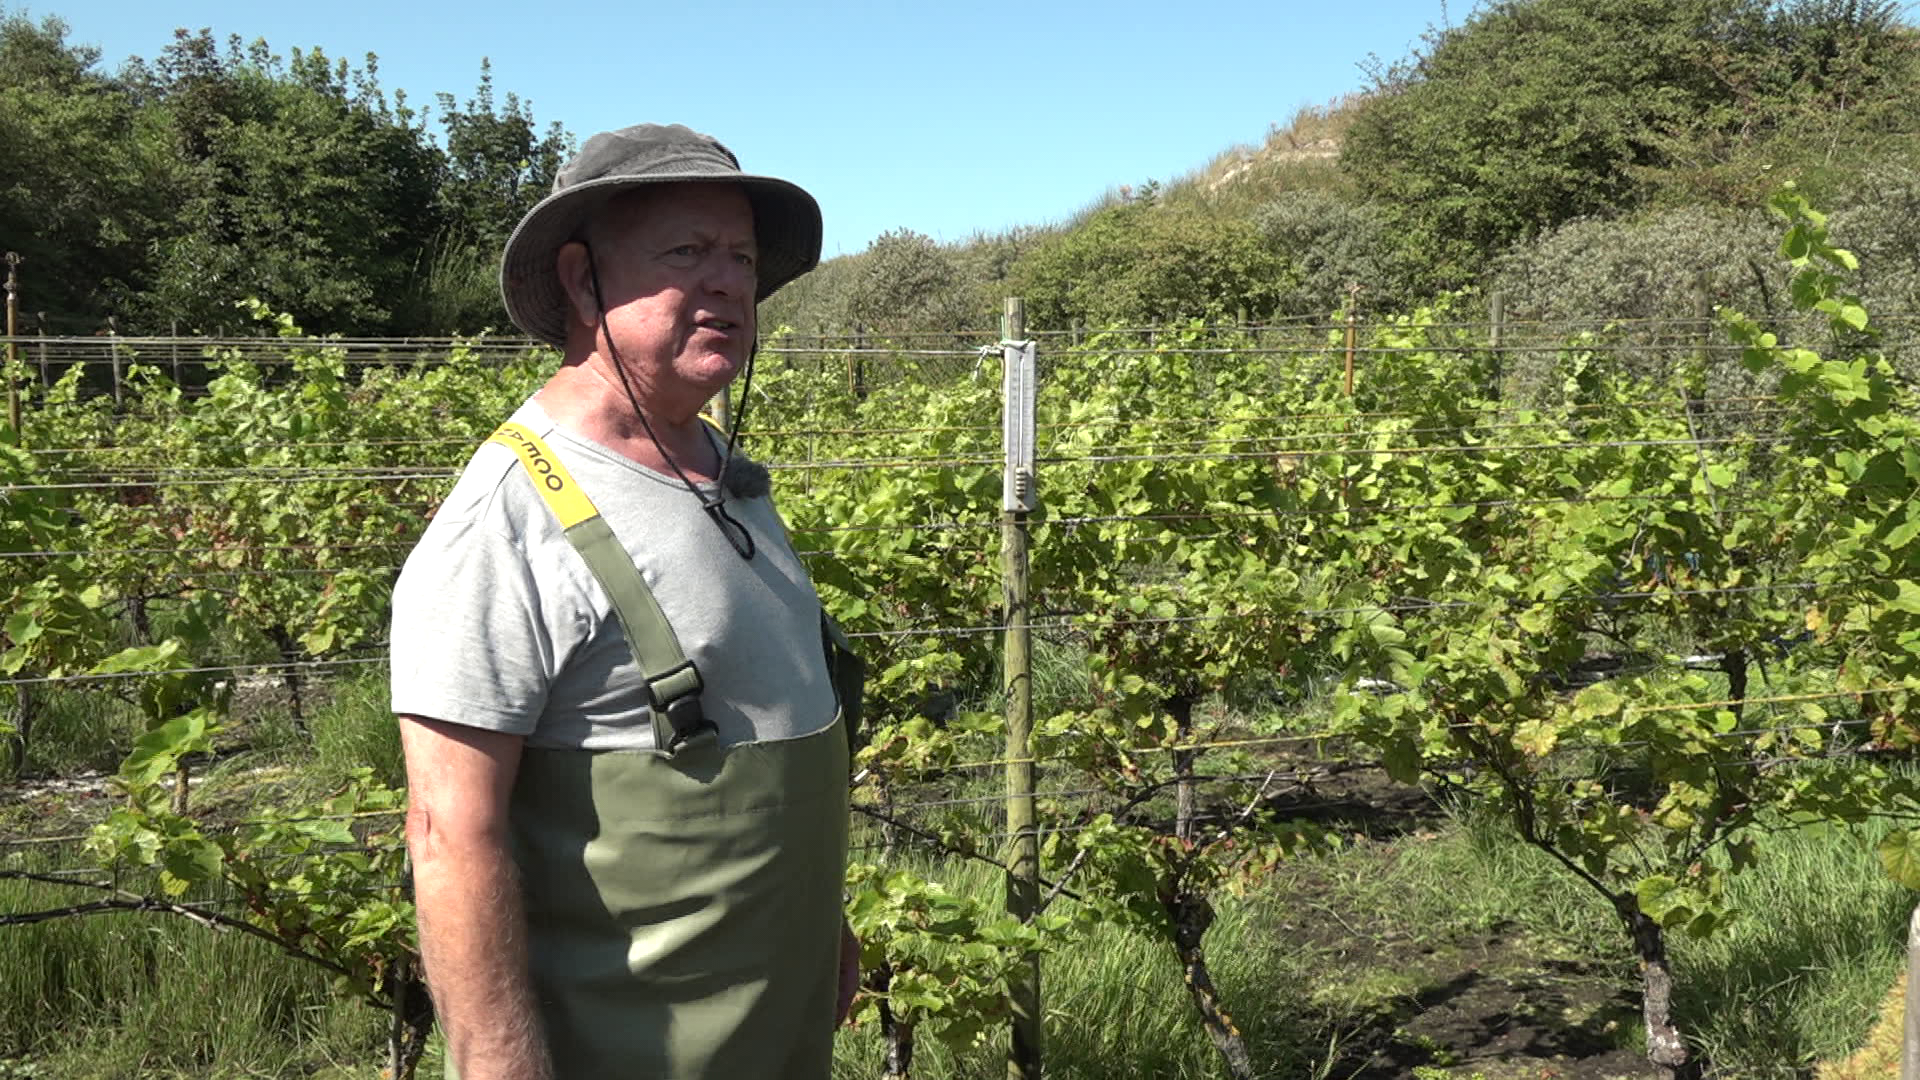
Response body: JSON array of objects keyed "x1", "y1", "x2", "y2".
[{"x1": 407, "y1": 801, "x2": 512, "y2": 866}]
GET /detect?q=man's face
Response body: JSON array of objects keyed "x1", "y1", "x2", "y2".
[{"x1": 581, "y1": 183, "x2": 758, "y2": 400}]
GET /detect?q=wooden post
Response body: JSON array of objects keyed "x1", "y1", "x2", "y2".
[
  {"x1": 1342, "y1": 283, "x2": 1360, "y2": 511},
  {"x1": 4, "y1": 252, "x2": 19, "y2": 435},
  {"x1": 1684, "y1": 271, "x2": 1725, "y2": 524},
  {"x1": 1344, "y1": 282, "x2": 1359, "y2": 395},
  {"x1": 35, "y1": 312, "x2": 47, "y2": 387},
  {"x1": 1690, "y1": 270, "x2": 1712, "y2": 404},
  {"x1": 1488, "y1": 289, "x2": 1506, "y2": 401},
  {"x1": 107, "y1": 315, "x2": 122, "y2": 405},
  {"x1": 1000, "y1": 296, "x2": 1041, "y2": 1080},
  {"x1": 708, "y1": 388, "x2": 732, "y2": 433},
  {"x1": 848, "y1": 324, "x2": 867, "y2": 399},
  {"x1": 1903, "y1": 903, "x2": 1920, "y2": 1080},
  {"x1": 170, "y1": 319, "x2": 181, "y2": 387}
]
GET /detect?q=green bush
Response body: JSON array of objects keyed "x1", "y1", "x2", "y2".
[
  {"x1": 1489, "y1": 206, "x2": 1787, "y2": 400},
  {"x1": 1008, "y1": 202, "x2": 1286, "y2": 331},
  {"x1": 1831, "y1": 161, "x2": 1920, "y2": 318},
  {"x1": 1341, "y1": 0, "x2": 1919, "y2": 288},
  {"x1": 1250, "y1": 190, "x2": 1417, "y2": 321}
]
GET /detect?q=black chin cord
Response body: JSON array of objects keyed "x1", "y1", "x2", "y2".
[{"x1": 585, "y1": 246, "x2": 756, "y2": 561}]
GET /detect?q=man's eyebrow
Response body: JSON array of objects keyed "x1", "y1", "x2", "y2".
[{"x1": 660, "y1": 227, "x2": 757, "y2": 250}]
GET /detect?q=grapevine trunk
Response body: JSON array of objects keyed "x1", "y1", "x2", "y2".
[
  {"x1": 1164, "y1": 889, "x2": 1254, "y2": 1080},
  {"x1": 1621, "y1": 901, "x2": 1694, "y2": 1078}
]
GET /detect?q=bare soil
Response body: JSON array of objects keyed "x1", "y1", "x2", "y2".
[{"x1": 1258, "y1": 754, "x2": 1660, "y2": 1080}]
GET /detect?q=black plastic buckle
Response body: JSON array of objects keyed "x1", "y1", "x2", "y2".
[{"x1": 663, "y1": 694, "x2": 710, "y2": 750}]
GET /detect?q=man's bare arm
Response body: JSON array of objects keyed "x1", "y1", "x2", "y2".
[{"x1": 401, "y1": 714, "x2": 552, "y2": 1080}]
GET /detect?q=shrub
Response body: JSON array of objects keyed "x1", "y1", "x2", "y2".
[
  {"x1": 1250, "y1": 190, "x2": 1417, "y2": 321},
  {"x1": 1008, "y1": 202, "x2": 1286, "y2": 331}
]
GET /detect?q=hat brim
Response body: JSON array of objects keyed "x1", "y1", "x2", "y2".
[{"x1": 500, "y1": 172, "x2": 822, "y2": 347}]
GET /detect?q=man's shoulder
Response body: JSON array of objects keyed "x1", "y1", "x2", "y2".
[
  {"x1": 433, "y1": 439, "x2": 530, "y2": 531},
  {"x1": 430, "y1": 400, "x2": 566, "y2": 535}
]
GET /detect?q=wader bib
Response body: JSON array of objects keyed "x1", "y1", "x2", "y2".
[{"x1": 473, "y1": 422, "x2": 858, "y2": 1079}]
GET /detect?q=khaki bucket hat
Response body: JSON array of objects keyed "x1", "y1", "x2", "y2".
[{"x1": 500, "y1": 123, "x2": 823, "y2": 346}]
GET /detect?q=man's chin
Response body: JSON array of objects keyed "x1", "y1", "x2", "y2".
[{"x1": 680, "y1": 354, "x2": 745, "y2": 395}]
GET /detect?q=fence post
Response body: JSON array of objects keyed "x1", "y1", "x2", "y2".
[
  {"x1": 1904, "y1": 903, "x2": 1920, "y2": 1080},
  {"x1": 107, "y1": 315, "x2": 122, "y2": 405},
  {"x1": 848, "y1": 324, "x2": 867, "y2": 399},
  {"x1": 1689, "y1": 270, "x2": 1712, "y2": 408},
  {"x1": 4, "y1": 252, "x2": 19, "y2": 435},
  {"x1": 170, "y1": 319, "x2": 181, "y2": 387},
  {"x1": 35, "y1": 311, "x2": 47, "y2": 387},
  {"x1": 1343, "y1": 282, "x2": 1360, "y2": 397},
  {"x1": 1000, "y1": 296, "x2": 1042, "y2": 1080},
  {"x1": 1488, "y1": 289, "x2": 1506, "y2": 401}
]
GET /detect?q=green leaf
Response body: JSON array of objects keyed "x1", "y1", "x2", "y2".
[
  {"x1": 300, "y1": 624, "x2": 337, "y2": 655},
  {"x1": 1381, "y1": 736, "x2": 1423, "y2": 785},
  {"x1": 1572, "y1": 683, "x2": 1624, "y2": 720},
  {"x1": 1879, "y1": 830, "x2": 1920, "y2": 890},
  {"x1": 4, "y1": 613, "x2": 42, "y2": 644},
  {"x1": 1513, "y1": 718, "x2": 1557, "y2": 757},
  {"x1": 1367, "y1": 620, "x2": 1406, "y2": 647},
  {"x1": 1890, "y1": 581, "x2": 1920, "y2": 615},
  {"x1": 1636, "y1": 875, "x2": 1687, "y2": 924}
]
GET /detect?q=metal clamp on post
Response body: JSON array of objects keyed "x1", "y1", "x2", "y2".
[{"x1": 1001, "y1": 338, "x2": 1038, "y2": 513}]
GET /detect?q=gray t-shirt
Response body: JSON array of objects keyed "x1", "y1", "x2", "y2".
[{"x1": 390, "y1": 398, "x2": 835, "y2": 751}]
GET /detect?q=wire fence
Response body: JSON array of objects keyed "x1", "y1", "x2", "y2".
[
  {"x1": 3, "y1": 314, "x2": 1915, "y2": 990},
  {"x1": 8, "y1": 302, "x2": 1920, "y2": 399}
]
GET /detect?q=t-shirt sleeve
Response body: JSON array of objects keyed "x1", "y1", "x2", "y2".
[{"x1": 389, "y1": 512, "x2": 579, "y2": 735}]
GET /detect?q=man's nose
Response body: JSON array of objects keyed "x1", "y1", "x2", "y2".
[{"x1": 705, "y1": 253, "x2": 756, "y2": 297}]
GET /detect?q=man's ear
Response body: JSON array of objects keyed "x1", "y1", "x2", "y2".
[{"x1": 555, "y1": 241, "x2": 598, "y2": 333}]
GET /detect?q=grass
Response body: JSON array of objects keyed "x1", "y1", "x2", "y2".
[
  {"x1": 0, "y1": 844, "x2": 388, "y2": 1079},
  {"x1": 0, "y1": 685, "x2": 141, "y2": 781}
]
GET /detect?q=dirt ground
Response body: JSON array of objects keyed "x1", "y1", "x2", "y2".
[{"x1": 1260, "y1": 757, "x2": 1662, "y2": 1080}]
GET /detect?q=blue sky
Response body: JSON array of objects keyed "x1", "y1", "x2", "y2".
[{"x1": 48, "y1": 0, "x2": 1449, "y2": 257}]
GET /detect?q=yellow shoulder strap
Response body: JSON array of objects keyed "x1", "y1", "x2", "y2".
[
  {"x1": 484, "y1": 421, "x2": 712, "y2": 752},
  {"x1": 487, "y1": 422, "x2": 599, "y2": 528}
]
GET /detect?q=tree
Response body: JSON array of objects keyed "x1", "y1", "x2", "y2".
[
  {"x1": 416, "y1": 61, "x2": 571, "y2": 333},
  {"x1": 1343, "y1": 0, "x2": 1745, "y2": 287},
  {"x1": 1009, "y1": 202, "x2": 1286, "y2": 330},
  {"x1": 135, "y1": 31, "x2": 444, "y2": 334},
  {"x1": 0, "y1": 10, "x2": 174, "y2": 326},
  {"x1": 1344, "y1": 0, "x2": 1919, "y2": 289},
  {"x1": 433, "y1": 60, "x2": 568, "y2": 251}
]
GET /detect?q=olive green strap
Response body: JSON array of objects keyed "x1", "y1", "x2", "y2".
[
  {"x1": 819, "y1": 612, "x2": 864, "y2": 745},
  {"x1": 488, "y1": 422, "x2": 710, "y2": 751}
]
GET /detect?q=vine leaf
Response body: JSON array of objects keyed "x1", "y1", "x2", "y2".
[{"x1": 1878, "y1": 830, "x2": 1920, "y2": 891}]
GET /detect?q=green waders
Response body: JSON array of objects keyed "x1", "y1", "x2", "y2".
[{"x1": 468, "y1": 422, "x2": 854, "y2": 1079}]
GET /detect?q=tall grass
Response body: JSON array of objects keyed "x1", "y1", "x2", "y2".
[{"x1": 0, "y1": 845, "x2": 388, "y2": 1078}]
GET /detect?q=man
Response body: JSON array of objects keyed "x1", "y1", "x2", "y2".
[{"x1": 392, "y1": 124, "x2": 857, "y2": 1080}]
